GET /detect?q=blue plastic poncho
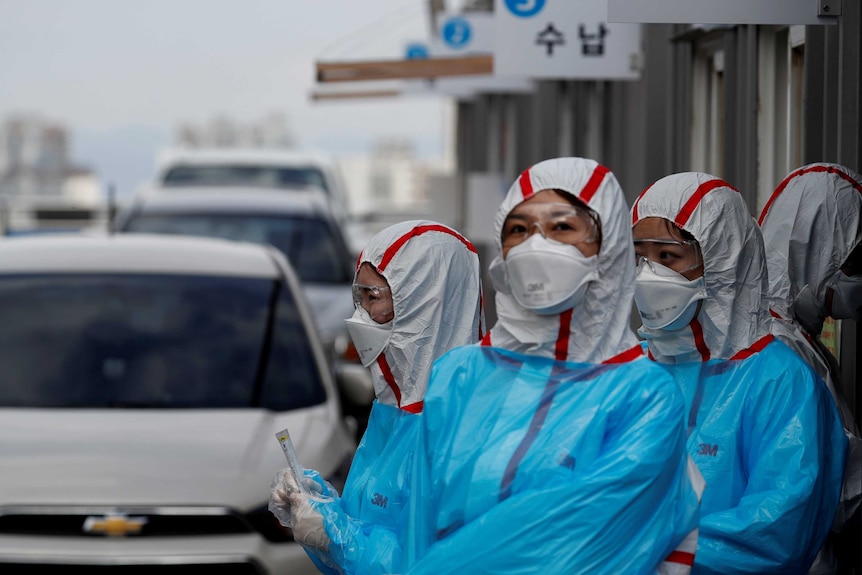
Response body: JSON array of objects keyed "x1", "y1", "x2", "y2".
[
  {"x1": 632, "y1": 172, "x2": 848, "y2": 574},
  {"x1": 404, "y1": 345, "x2": 701, "y2": 574},
  {"x1": 399, "y1": 158, "x2": 702, "y2": 574},
  {"x1": 660, "y1": 339, "x2": 846, "y2": 575},
  {"x1": 288, "y1": 220, "x2": 485, "y2": 575},
  {"x1": 304, "y1": 401, "x2": 418, "y2": 574}
]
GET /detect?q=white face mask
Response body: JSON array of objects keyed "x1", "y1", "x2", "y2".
[
  {"x1": 492, "y1": 233, "x2": 599, "y2": 315},
  {"x1": 634, "y1": 258, "x2": 707, "y2": 330},
  {"x1": 831, "y1": 273, "x2": 862, "y2": 321},
  {"x1": 344, "y1": 307, "x2": 393, "y2": 367}
]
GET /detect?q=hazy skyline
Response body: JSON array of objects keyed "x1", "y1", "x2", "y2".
[{"x1": 0, "y1": 0, "x2": 451, "y2": 195}]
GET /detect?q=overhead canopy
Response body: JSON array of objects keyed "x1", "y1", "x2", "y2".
[{"x1": 316, "y1": 55, "x2": 493, "y2": 83}]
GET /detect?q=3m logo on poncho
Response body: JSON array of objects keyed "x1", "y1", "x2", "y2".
[
  {"x1": 371, "y1": 493, "x2": 388, "y2": 508},
  {"x1": 697, "y1": 443, "x2": 718, "y2": 456},
  {"x1": 559, "y1": 454, "x2": 576, "y2": 470}
]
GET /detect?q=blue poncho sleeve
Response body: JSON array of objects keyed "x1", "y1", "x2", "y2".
[
  {"x1": 404, "y1": 346, "x2": 701, "y2": 575},
  {"x1": 298, "y1": 402, "x2": 420, "y2": 575}
]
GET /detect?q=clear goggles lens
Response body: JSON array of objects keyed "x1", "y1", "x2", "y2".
[
  {"x1": 352, "y1": 283, "x2": 393, "y2": 323},
  {"x1": 633, "y1": 239, "x2": 702, "y2": 272},
  {"x1": 502, "y1": 202, "x2": 599, "y2": 248}
]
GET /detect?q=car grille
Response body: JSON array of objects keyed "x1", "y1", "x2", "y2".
[{"x1": 0, "y1": 505, "x2": 254, "y2": 537}]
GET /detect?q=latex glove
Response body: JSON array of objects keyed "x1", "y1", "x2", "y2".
[
  {"x1": 268, "y1": 467, "x2": 300, "y2": 525},
  {"x1": 268, "y1": 468, "x2": 332, "y2": 551},
  {"x1": 287, "y1": 490, "x2": 331, "y2": 551}
]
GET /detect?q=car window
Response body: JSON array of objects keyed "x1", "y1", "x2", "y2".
[
  {"x1": 161, "y1": 164, "x2": 329, "y2": 192},
  {"x1": 0, "y1": 273, "x2": 326, "y2": 410},
  {"x1": 124, "y1": 213, "x2": 353, "y2": 284}
]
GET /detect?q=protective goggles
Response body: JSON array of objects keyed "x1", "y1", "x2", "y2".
[
  {"x1": 633, "y1": 239, "x2": 702, "y2": 272},
  {"x1": 351, "y1": 283, "x2": 393, "y2": 324},
  {"x1": 502, "y1": 202, "x2": 599, "y2": 248}
]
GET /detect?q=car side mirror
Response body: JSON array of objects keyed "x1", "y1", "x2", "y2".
[{"x1": 335, "y1": 362, "x2": 374, "y2": 406}]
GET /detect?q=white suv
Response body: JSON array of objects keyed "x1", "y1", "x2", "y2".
[
  {"x1": 151, "y1": 148, "x2": 351, "y2": 224},
  {"x1": 0, "y1": 233, "x2": 355, "y2": 574}
]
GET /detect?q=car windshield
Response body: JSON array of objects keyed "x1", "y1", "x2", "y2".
[
  {"x1": 124, "y1": 213, "x2": 352, "y2": 284},
  {"x1": 0, "y1": 273, "x2": 326, "y2": 410},
  {"x1": 161, "y1": 164, "x2": 329, "y2": 192}
]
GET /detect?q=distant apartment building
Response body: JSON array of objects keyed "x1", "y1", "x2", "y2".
[
  {"x1": 0, "y1": 115, "x2": 102, "y2": 231},
  {"x1": 337, "y1": 137, "x2": 460, "y2": 239}
]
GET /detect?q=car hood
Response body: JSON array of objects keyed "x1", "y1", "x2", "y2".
[
  {"x1": 0, "y1": 407, "x2": 346, "y2": 511},
  {"x1": 302, "y1": 283, "x2": 354, "y2": 343}
]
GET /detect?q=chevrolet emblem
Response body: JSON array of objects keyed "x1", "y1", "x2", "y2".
[{"x1": 83, "y1": 514, "x2": 148, "y2": 537}]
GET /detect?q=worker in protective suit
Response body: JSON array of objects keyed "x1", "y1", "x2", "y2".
[
  {"x1": 269, "y1": 220, "x2": 484, "y2": 575},
  {"x1": 631, "y1": 172, "x2": 847, "y2": 575},
  {"x1": 402, "y1": 158, "x2": 703, "y2": 575},
  {"x1": 758, "y1": 162, "x2": 861, "y2": 574}
]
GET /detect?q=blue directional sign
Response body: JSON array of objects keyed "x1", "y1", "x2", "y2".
[
  {"x1": 504, "y1": 0, "x2": 546, "y2": 18},
  {"x1": 405, "y1": 43, "x2": 430, "y2": 60},
  {"x1": 441, "y1": 17, "x2": 472, "y2": 49}
]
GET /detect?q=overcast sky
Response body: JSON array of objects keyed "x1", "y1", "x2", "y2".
[{"x1": 0, "y1": 0, "x2": 451, "y2": 194}]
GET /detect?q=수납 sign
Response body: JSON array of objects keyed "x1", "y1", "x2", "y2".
[{"x1": 494, "y1": 0, "x2": 642, "y2": 80}]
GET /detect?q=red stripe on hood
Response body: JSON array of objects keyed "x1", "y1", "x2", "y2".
[
  {"x1": 519, "y1": 168, "x2": 534, "y2": 200},
  {"x1": 631, "y1": 183, "x2": 655, "y2": 225},
  {"x1": 554, "y1": 309, "x2": 573, "y2": 361},
  {"x1": 758, "y1": 164, "x2": 862, "y2": 225},
  {"x1": 579, "y1": 164, "x2": 610, "y2": 204},
  {"x1": 377, "y1": 224, "x2": 477, "y2": 272},
  {"x1": 675, "y1": 178, "x2": 737, "y2": 228}
]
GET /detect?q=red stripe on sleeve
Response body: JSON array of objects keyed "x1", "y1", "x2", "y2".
[
  {"x1": 690, "y1": 319, "x2": 711, "y2": 361},
  {"x1": 730, "y1": 334, "x2": 774, "y2": 360},
  {"x1": 665, "y1": 551, "x2": 696, "y2": 566},
  {"x1": 400, "y1": 401, "x2": 424, "y2": 414},
  {"x1": 481, "y1": 331, "x2": 493, "y2": 347},
  {"x1": 519, "y1": 168, "x2": 534, "y2": 200},
  {"x1": 578, "y1": 164, "x2": 610, "y2": 204},
  {"x1": 675, "y1": 178, "x2": 737, "y2": 228},
  {"x1": 554, "y1": 309, "x2": 573, "y2": 361}
]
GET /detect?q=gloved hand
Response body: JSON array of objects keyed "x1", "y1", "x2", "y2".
[{"x1": 269, "y1": 468, "x2": 334, "y2": 551}]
